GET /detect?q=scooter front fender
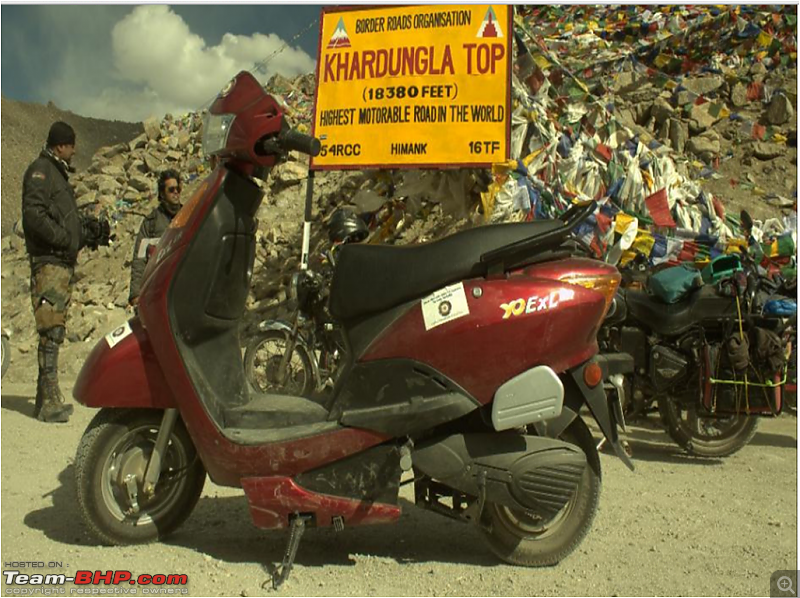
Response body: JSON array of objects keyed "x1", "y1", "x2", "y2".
[{"x1": 73, "y1": 317, "x2": 176, "y2": 409}]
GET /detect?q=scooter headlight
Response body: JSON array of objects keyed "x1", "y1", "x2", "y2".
[{"x1": 202, "y1": 113, "x2": 236, "y2": 156}]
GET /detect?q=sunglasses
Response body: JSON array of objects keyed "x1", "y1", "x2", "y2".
[{"x1": 167, "y1": 186, "x2": 182, "y2": 193}]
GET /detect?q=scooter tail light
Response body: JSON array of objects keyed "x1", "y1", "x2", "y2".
[{"x1": 559, "y1": 271, "x2": 621, "y2": 318}]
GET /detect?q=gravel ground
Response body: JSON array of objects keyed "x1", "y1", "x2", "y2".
[{"x1": 1, "y1": 373, "x2": 796, "y2": 597}]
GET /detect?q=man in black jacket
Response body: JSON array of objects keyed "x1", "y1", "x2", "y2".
[
  {"x1": 128, "y1": 169, "x2": 183, "y2": 306},
  {"x1": 22, "y1": 121, "x2": 110, "y2": 423}
]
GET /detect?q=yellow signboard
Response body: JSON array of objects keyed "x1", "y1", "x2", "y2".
[{"x1": 310, "y1": 5, "x2": 512, "y2": 170}]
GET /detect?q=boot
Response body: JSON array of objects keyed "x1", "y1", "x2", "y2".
[{"x1": 34, "y1": 335, "x2": 73, "y2": 423}]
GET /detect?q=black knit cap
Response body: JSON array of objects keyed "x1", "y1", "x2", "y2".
[{"x1": 47, "y1": 121, "x2": 76, "y2": 147}]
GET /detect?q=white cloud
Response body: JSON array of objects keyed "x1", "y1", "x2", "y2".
[{"x1": 52, "y1": 6, "x2": 316, "y2": 121}]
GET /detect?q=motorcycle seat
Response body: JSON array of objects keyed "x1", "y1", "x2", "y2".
[
  {"x1": 625, "y1": 285, "x2": 737, "y2": 336},
  {"x1": 329, "y1": 220, "x2": 561, "y2": 321}
]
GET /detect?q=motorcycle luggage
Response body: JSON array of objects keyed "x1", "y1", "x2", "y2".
[{"x1": 648, "y1": 265, "x2": 702, "y2": 304}]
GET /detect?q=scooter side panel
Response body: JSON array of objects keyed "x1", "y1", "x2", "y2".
[
  {"x1": 73, "y1": 318, "x2": 175, "y2": 409},
  {"x1": 361, "y1": 274, "x2": 605, "y2": 405},
  {"x1": 241, "y1": 477, "x2": 401, "y2": 529}
]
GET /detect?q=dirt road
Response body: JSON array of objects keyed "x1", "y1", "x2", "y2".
[{"x1": 1, "y1": 376, "x2": 796, "y2": 597}]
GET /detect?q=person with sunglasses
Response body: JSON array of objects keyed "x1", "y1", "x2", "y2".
[{"x1": 128, "y1": 168, "x2": 183, "y2": 307}]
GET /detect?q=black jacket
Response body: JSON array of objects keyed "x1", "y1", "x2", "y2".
[
  {"x1": 128, "y1": 203, "x2": 175, "y2": 302},
  {"x1": 22, "y1": 150, "x2": 83, "y2": 266}
]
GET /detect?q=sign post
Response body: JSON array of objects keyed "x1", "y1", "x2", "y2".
[{"x1": 311, "y1": 5, "x2": 512, "y2": 170}]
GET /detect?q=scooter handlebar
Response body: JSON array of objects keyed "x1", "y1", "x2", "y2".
[{"x1": 279, "y1": 129, "x2": 321, "y2": 157}]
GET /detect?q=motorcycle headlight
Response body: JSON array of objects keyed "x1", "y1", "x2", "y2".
[{"x1": 202, "y1": 113, "x2": 235, "y2": 156}]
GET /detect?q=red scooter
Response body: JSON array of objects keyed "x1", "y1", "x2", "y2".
[{"x1": 73, "y1": 71, "x2": 632, "y2": 587}]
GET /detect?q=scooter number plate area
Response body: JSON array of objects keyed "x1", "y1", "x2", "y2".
[{"x1": 105, "y1": 322, "x2": 133, "y2": 349}]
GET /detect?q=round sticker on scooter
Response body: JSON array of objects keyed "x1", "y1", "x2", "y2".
[
  {"x1": 421, "y1": 283, "x2": 469, "y2": 331},
  {"x1": 105, "y1": 321, "x2": 133, "y2": 349}
]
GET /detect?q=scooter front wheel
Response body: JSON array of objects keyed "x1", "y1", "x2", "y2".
[
  {"x1": 75, "y1": 409, "x2": 206, "y2": 545},
  {"x1": 479, "y1": 417, "x2": 601, "y2": 566}
]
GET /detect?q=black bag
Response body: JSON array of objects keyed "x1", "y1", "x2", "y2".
[{"x1": 750, "y1": 327, "x2": 785, "y2": 378}]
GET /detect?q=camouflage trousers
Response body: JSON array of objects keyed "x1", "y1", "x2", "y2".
[{"x1": 30, "y1": 263, "x2": 74, "y2": 334}]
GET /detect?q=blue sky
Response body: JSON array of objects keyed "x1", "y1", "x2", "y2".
[{"x1": 1, "y1": 5, "x2": 322, "y2": 121}]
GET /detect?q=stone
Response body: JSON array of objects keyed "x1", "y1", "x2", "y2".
[
  {"x1": 687, "y1": 134, "x2": 720, "y2": 161},
  {"x1": 73, "y1": 181, "x2": 91, "y2": 197},
  {"x1": 651, "y1": 97, "x2": 675, "y2": 125},
  {"x1": 143, "y1": 117, "x2": 161, "y2": 141},
  {"x1": 766, "y1": 93, "x2": 794, "y2": 125},
  {"x1": 680, "y1": 75, "x2": 724, "y2": 97},
  {"x1": 676, "y1": 90, "x2": 692, "y2": 106},
  {"x1": 76, "y1": 190, "x2": 98, "y2": 207},
  {"x1": 97, "y1": 176, "x2": 120, "y2": 194},
  {"x1": 129, "y1": 133, "x2": 147, "y2": 151},
  {"x1": 176, "y1": 131, "x2": 191, "y2": 149},
  {"x1": 166, "y1": 150, "x2": 183, "y2": 161},
  {"x1": 730, "y1": 82, "x2": 748, "y2": 107},
  {"x1": 143, "y1": 153, "x2": 162, "y2": 173},
  {"x1": 128, "y1": 175, "x2": 151, "y2": 193},
  {"x1": 750, "y1": 62, "x2": 767, "y2": 79},
  {"x1": 668, "y1": 119, "x2": 687, "y2": 153},
  {"x1": 100, "y1": 164, "x2": 126, "y2": 178},
  {"x1": 184, "y1": 157, "x2": 203, "y2": 173},
  {"x1": 99, "y1": 143, "x2": 127, "y2": 159},
  {"x1": 753, "y1": 142, "x2": 785, "y2": 160},
  {"x1": 688, "y1": 103, "x2": 719, "y2": 134},
  {"x1": 126, "y1": 159, "x2": 147, "y2": 175}
]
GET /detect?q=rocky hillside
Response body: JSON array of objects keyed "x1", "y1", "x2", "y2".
[{"x1": 1, "y1": 97, "x2": 145, "y2": 236}]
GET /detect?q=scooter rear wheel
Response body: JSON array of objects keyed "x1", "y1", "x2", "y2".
[
  {"x1": 75, "y1": 408, "x2": 206, "y2": 545},
  {"x1": 479, "y1": 417, "x2": 601, "y2": 566}
]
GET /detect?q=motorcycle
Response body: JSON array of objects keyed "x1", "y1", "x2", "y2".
[
  {"x1": 244, "y1": 209, "x2": 368, "y2": 398},
  {"x1": 599, "y1": 248, "x2": 793, "y2": 457},
  {"x1": 72, "y1": 71, "x2": 633, "y2": 587}
]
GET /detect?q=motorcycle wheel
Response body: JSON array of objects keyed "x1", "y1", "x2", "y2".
[
  {"x1": 75, "y1": 409, "x2": 206, "y2": 545},
  {"x1": 1, "y1": 334, "x2": 9, "y2": 379},
  {"x1": 243, "y1": 330, "x2": 314, "y2": 396},
  {"x1": 479, "y1": 417, "x2": 601, "y2": 566},
  {"x1": 658, "y1": 399, "x2": 759, "y2": 458}
]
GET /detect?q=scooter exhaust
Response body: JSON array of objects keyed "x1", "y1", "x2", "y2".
[{"x1": 412, "y1": 433, "x2": 586, "y2": 518}]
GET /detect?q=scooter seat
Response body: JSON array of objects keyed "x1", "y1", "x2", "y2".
[
  {"x1": 329, "y1": 220, "x2": 561, "y2": 321},
  {"x1": 223, "y1": 393, "x2": 329, "y2": 429}
]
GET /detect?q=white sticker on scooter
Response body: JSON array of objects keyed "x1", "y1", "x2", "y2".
[
  {"x1": 105, "y1": 322, "x2": 133, "y2": 349},
  {"x1": 421, "y1": 282, "x2": 469, "y2": 331}
]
